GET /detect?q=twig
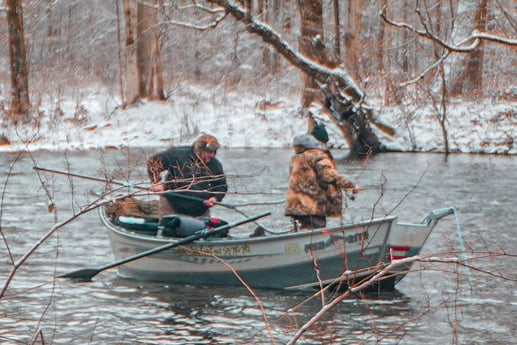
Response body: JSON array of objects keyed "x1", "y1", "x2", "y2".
[
  {"x1": 0, "y1": 152, "x2": 25, "y2": 265},
  {"x1": 182, "y1": 246, "x2": 277, "y2": 344},
  {"x1": 0, "y1": 192, "x2": 132, "y2": 298}
]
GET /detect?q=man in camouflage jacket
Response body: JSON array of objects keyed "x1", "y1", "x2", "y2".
[{"x1": 284, "y1": 135, "x2": 361, "y2": 231}]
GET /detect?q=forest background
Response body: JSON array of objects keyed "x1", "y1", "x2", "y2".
[
  {"x1": 0, "y1": 0, "x2": 516, "y2": 155},
  {"x1": 0, "y1": 2, "x2": 516, "y2": 344}
]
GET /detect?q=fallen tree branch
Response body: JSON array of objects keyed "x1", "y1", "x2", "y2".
[{"x1": 208, "y1": 0, "x2": 364, "y2": 101}]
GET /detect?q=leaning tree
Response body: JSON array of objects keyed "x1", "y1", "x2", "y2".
[{"x1": 208, "y1": 0, "x2": 386, "y2": 157}]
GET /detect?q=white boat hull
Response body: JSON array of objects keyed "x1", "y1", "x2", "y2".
[
  {"x1": 101, "y1": 204, "x2": 454, "y2": 290},
  {"x1": 103, "y1": 209, "x2": 393, "y2": 289},
  {"x1": 387, "y1": 208, "x2": 455, "y2": 284}
]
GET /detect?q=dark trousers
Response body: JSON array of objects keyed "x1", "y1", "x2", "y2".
[{"x1": 159, "y1": 195, "x2": 209, "y2": 219}]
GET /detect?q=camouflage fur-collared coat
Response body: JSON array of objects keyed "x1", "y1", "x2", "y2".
[{"x1": 284, "y1": 148, "x2": 355, "y2": 217}]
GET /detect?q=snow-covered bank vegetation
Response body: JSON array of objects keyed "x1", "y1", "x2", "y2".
[
  {"x1": 1, "y1": 84, "x2": 515, "y2": 154},
  {"x1": 1, "y1": 1, "x2": 515, "y2": 155}
]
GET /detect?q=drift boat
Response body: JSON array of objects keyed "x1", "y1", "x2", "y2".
[{"x1": 93, "y1": 197, "x2": 454, "y2": 291}]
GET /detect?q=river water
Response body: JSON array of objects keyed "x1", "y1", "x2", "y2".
[{"x1": 0, "y1": 149, "x2": 515, "y2": 345}]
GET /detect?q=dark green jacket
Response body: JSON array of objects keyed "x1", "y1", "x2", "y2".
[{"x1": 148, "y1": 146, "x2": 227, "y2": 216}]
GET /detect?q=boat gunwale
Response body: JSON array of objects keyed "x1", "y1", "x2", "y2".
[{"x1": 99, "y1": 206, "x2": 398, "y2": 246}]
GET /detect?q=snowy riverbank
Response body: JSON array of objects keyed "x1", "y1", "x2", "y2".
[{"x1": 1, "y1": 85, "x2": 515, "y2": 154}]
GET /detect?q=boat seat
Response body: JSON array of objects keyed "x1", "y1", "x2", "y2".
[
  {"x1": 117, "y1": 216, "x2": 159, "y2": 235},
  {"x1": 159, "y1": 215, "x2": 229, "y2": 238}
]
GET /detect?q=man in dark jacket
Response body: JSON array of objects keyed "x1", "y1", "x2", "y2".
[{"x1": 147, "y1": 134, "x2": 227, "y2": 218}]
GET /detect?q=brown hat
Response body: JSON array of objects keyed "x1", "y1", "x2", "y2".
[{"x1": 193, "y1": 134, "x2": 220, "y2": 153}]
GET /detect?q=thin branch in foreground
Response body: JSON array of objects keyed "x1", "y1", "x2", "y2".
[
  {"x1": 0, "y1": 152, "x2": 25, "y2": 266},
  {"x1": 0, "y1": 190, "x2": 136, "y2": 299},
  {"x1": 285, "y1": 255, "x2": 468, "y2": 345},
  {"x1": 0, "y1": 202, "x2": 101, "y2": 298},
  {"x1": 183, "y1": 246, "x2": 277, "y2": 345}
]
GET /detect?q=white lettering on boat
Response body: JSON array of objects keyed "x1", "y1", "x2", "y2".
[
  {"x1": 304, "y1": 231, "x2": 369, "y2": 253},
  {"x1": 284, "y1": 243, "x2": 301, "y2": 255},
  {"x1": 172, "y1": 244, "x2": 252, "y2": 255}
]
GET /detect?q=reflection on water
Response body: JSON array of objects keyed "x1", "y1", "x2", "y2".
[
  {"x1": 56, "y1": 278, "x2": 415, "y2": 345},
  {"x1": 0, "y1": 150, "x2": 516, "y2": 344}
]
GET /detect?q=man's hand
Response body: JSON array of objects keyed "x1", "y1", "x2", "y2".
[
  {"x1": 204, "y1": 196, "x2": 218, "y2": 208},
  {"x1": 351, "y1": 185, "x2": 363, "y2": 194},
  {"x1": 151, "y1": 183, "x2": 165, "y2": 193}
]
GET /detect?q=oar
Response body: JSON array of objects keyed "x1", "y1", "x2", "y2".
[{"x1": 59, "y1": 211, "x2": 271, "y2": 282}]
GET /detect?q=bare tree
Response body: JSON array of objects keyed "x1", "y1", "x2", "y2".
[
  {"x1": 256, "y1": 0, "x2": 282, "y2": 76},
  {"x1": 206, "y1": 0, "x2": 385, "y2": 156},
  {"x1": 137, "y1": 0, "x2": 165, "y2": 100},
  {"x1": 343, "y1": 1, "x2": 367, "y2": 82},
  {"x1": 450, "y1": 0, "x2": 488, "y2": 97},
  {"x1": 297, "y1": 0, "x2": 326, "y2": 135},
  {"x1": 115, "y1": 0, "x2": 126, "y2": 106},
  {"x1": 379, "y1": 0, "x2": 396, "y2": 106},
  {"x1": 298, "y1": 0, "x2": 326, "y2": 109},
  {"x1": 380, "y1": 4, "x2": 517, "y2": 87},
  {"x1": 380, "y1": 2, "x2": 517, "y2": 153},
  {"x1": 6, "y1": 0, "x2": 30, "y2": 121},
  {"x1": 121, "y1": 0, "x2": 165, "y2": 106},
  {"x1": 122, "y1": 0, "x2": 140, "y2": 105},
  {"x1": 332, "y1": 0, "x2": 340, "y2": 58}
]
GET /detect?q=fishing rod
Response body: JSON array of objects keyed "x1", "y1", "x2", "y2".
[
  {"x1": 33, "y1": 166, "x2": 280, "y2": 233},
  {"x1": 33, "y1": 166, "x2": 283, "y2": 207}
]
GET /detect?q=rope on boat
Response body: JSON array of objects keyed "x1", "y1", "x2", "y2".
[{"x1": 452, "y1": 207, "x2": 473, "y2": 294}]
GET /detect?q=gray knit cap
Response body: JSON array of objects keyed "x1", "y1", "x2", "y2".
[{"x1": 293, "y1": 134, "x2": 323, "y2": 149}]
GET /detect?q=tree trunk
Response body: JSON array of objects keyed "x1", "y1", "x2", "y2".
[
  {"x1": 115, "y1": 0, "x2": 126, "y2": 107},
  {"x1": 137, "y1": 0, "x2": 165, "y2": 100},
  {"x1": 260, "y1": 0, "x2": 281, "y2": 75},
  {"x1": 6, "y1": 0, "x2": 30, "y2": 122},
  {"x1": 122, "y1": 0, "x2": 140, "y2": 105},
  {"x1": 450, "y1": 0, "x2": 487, "y2": 97},
  {"x1": 332, "y1": 0, "x2": 341, "y2": 58},
  {"x1": 344, "y1": 1, "x2": 367, "y2": 81},
  {"x1": 122, "y1": 0, "x2": 165, "y2": 105},
  {"x1": 298, "y1": 0, "x2": 325, "y2": 108},
  {"x1": 380, "y1": 1, "x2": 394, "y2": 106}
]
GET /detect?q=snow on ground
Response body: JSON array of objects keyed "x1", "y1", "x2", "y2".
[
  {"x1": 377, "y1": 99, "x2": 516, "y2": 155},
  {"x1": 0, "y1": 84, "x2": 515, "y2": 154}
]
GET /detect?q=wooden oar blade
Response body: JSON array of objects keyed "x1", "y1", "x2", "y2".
[{"x1": 58, "y1": 268, "x2": 101, "y2": 281}]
